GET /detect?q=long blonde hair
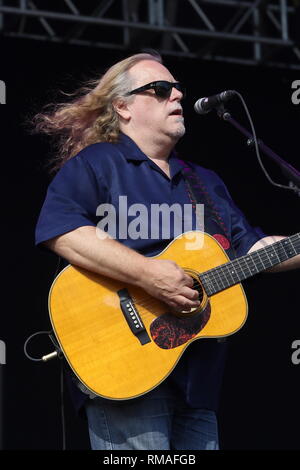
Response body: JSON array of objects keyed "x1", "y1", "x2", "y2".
[{"x1": 33, "y1": 53, "x2": 162, "y2": 171}]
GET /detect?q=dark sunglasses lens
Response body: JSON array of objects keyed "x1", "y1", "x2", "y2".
[
  {"x1": 153, "y1": 83, "x2": 185, "y2": 98},
  {"x1": 154, "y1": 84, "x2": 171, "y2": 98}
]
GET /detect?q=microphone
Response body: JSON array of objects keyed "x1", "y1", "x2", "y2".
[{"x1": 194, "y1": 90, "x2": 236, "y2": 115}]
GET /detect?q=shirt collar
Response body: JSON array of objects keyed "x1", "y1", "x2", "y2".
[
  {"x1": 118, "y1": 132, "x2": 183, "y2": 179},
  {"x1": 118, "y1": 133, "x2": 149, "y2": 161}
]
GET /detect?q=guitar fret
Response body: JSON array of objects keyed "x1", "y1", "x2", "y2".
[
  {"x1": 223, "y1": 265, "x2": 238, "y2": 285},
  {"x1": 265, "y1": 242, "x2": 288, "y2": 264},
  {"x1": 219, "y1": 272, "x2": 229, "y2": 289},
  {"x1": 200, "y1": 273, "x2": 215, "y2": 296},
  {"x1": 233, "y1": 257, "x2": 251, "y2": 280},
  {"x1": 238, "y1": 256, "x2": 251, "y2": 279},
  {"x1": 263, "y1": 247, "x2": 273, "y2": 269},
  {"x1": 281, "y1": 238, "x2": 298, "y2": 259},
  {"x1": 230, "y1": 265, "x2": 239, "y2": 283},
  {"x1": 267, "y1": 244, "x2": 281, "y2": 265},
  {"x1": 244, "y1": 254, "x2": 259, "y2": 274},
  {"x1": 219, "y1": 272, "x2": 231, "y2": 289},
  {"x1": 213, "y1": 267, "x2": 227, "y2": 290},
  {"x1": 251, "y1": 250, "x2": 267, "y2": 270},
  {"x1": 200, "y1": 274, "x2": 211, "y2": 294},
  {"x1": 205, "y1": 271, "x2": 219, "y2": 295},
  {"x1": 201, "y1": 233, "x2": 300, "y2": 296}
]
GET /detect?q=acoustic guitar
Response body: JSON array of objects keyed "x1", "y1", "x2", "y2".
[{"x1": 48, "y1": 231, "x2": 300, "y2": 400}]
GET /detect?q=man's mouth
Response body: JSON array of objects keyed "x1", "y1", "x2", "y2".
[{"x1": 169, "y1": 109, "x2": 183, "y2": 116}]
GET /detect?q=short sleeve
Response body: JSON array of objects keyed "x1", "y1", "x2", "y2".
[{"x1": 35, "y1": 154, "x2": 105, "y2": 246}]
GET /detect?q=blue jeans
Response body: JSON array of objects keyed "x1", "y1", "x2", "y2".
[{"x1": 84, "y1": 382, "x2": 219, "y2": 450}]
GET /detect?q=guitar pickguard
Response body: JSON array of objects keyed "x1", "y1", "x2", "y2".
[{"x1": 150, "y1": 303, "x2": 211, "y2": 349}]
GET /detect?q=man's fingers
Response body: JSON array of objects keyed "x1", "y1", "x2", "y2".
[
  {"x1": 183, "y1": 274, "x2": 194, "y2": 287},
  {"x1": 180, "y1": 286, "x2": 199, "y2": 301},
  {"x1": 168, "y1": 294, "x2": 200, "y2": 312}
]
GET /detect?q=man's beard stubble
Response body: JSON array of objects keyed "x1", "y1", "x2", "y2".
[{"x1": 167, "y1": 118, "x2": 186, "y2": 140}]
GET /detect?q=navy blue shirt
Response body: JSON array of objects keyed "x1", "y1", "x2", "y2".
[{"x1": 35, "y1": 133, "x2": 263, "y2": 411}]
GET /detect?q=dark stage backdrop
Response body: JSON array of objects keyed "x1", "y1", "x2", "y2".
[{"x1": 1, "y1": 36, "x2": 299, "y2": 450}]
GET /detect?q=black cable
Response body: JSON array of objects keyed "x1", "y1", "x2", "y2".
[
  {"x1": 233, "y1": 91, "x2": 295, "y2": 193},
  {"x1": 25, "y1": 254, "x2": 67, "y2": 449},
  {"x1": 23, "y1": 330, "x2": 54, "y2": 362},
  {"x1": 60, "y1": 361, "x2": 66, "y2": 451}
]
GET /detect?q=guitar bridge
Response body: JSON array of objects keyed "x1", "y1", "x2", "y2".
[{"x1": 118, "y1": 288, "x2": 151, "y2": 345}]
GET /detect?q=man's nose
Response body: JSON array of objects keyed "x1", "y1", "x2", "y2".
[{"x1": 170, "y1": 86, "x2": 183, "y2": 101}]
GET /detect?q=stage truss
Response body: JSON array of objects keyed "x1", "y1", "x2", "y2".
[{"x1": 0, "y1": 0, "x2": 299, "y2": 69}]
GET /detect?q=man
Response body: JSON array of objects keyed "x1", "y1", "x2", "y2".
[{"x1": 35, "y1": 52, "x2": 300, "y2": 450}]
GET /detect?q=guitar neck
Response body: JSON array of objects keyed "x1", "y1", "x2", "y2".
[{"x1": 200, "y1": 233, "x2": 300, "y2": 296}]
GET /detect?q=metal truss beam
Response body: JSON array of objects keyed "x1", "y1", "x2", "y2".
[{"x1": 0, "y1": 0, "x2": 299, "y2": 69}]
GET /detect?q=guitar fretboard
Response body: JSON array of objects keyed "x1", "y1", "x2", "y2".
[{"x1": 200, "y1": 233, "x2": 300, "y2": 296}]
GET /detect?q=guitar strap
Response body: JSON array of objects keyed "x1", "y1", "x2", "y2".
[{"x1": 179, "y1": 160, "x2": 237, "y2": 261}]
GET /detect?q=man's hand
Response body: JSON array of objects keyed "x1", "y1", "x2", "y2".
[
  {"x1": 45, "y1": 227, "x2": 200, "y2": 313},
  {"x1": 139, "y1": 258, "x2": 200, "y2": 313}
]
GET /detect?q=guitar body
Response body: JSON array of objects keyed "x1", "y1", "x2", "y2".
[{"x1": 49, "y1": 231, "x2": 247, "y2": 400}]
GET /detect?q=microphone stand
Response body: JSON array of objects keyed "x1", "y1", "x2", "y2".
[{"x1": 216, "y1": 105, "x2": 300, "y2": 197}]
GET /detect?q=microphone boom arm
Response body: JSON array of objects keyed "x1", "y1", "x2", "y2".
[{"x1": 217, "y1": 105, "x2": 300, "y2": 196}]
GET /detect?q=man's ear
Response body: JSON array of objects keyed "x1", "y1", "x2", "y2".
[{"x1": 113, "y1": 99, "x2": 131, "y2": 121}]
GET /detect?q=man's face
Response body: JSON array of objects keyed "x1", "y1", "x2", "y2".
[{"x1": 124, "y1": 60, "x2": 185, "y2": 145}]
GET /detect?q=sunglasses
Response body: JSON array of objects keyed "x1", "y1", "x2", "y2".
[{"x1": 126, "y1": 80, "x2": 186, "y2": 99}]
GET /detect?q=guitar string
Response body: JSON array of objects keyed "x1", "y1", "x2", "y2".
[
  {"x1": 128, "y1": 234, "x2": 300, "y2": 310},
  {"x1": 128, "y1": 238, "x2": 300, "y2": 311},
  {"x1": 142, "y1": 237, "x2": 300, "y2": 295},
  {"x1": 205, "y1": 238, "x2": 300, "y2": 288},
  {"x1": 130, "y1": 239, "x2": 300, "y2": 310},
  {"x1": 204, "y1": 240, "x2": 300, "y2": 288},
  {"x1": 198, "y1": 235, "x2": 300, "y2": 284}
]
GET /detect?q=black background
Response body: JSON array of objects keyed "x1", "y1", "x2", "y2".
[{"x1": 0, "y1": 35, "x2": 300, "y2": 450}]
